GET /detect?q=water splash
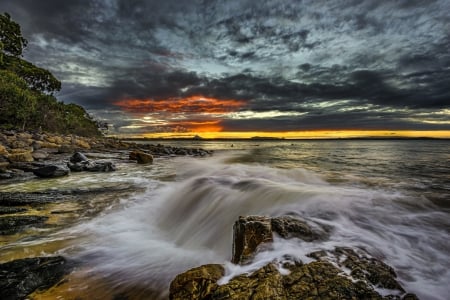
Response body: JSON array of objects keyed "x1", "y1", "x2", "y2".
[{"x1": 61, "y1": 153, "x2": 450, "y2": 299}]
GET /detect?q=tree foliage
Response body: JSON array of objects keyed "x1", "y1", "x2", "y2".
[
  {"x1": 0, "y1": 13, "x2": 27, "y2": 57},
  {"x1": 0, "y1": 13, "x2": 101, "y2": 136}
]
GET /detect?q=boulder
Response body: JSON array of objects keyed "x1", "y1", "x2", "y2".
[
  {"x1": 231, "y1": 215, "x2": 326, "y2": 264},
  {"x1": 129, "y1": 150, "x2": 153, "y2": 164},
  {"x1": 32, "y1": 150, "x2": 50, "y2": 161},
  {"x1": 232, "y1": 216, "x2": 273, "y2": 264},
  {"x1": 33, "y1": 165, "x2": 70, "y2": 178},
  {"x1": 0, "y1": 256, "x2": 69, "y2": 300},
  {"x1": 70, "y1": 152, "x2": 89, "y2": 163},
  {"x1": 170, "y1": 264, "x2": 225, "y2": 300}
]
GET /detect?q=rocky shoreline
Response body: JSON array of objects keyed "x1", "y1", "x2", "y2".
[
  {"x1": 0, "y1": 130, "x2": 213, "y2": 299},
  {"x1": 0, "y1": 129, "x2": 212, "y2": 180}
]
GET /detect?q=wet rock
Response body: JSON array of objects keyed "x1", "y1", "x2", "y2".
[
  {"x1": 68, "y1": 152, "x2": 116, "y2": 172},
  {"x1": 0, "y1": 207, "x2": 28, "y2": 215},
  {"x1": 68, "y1": 161, "x2": 116, "y2": 172},
  {"x1": 0, "y1": 192, "x2": 68, "y2": 206},
  {"x1": 170, "y1": 264, "x2": 225, "y2": 300},
  {"x1": 0, "y1": 215, "x2": 48, "y2": 235},
  {"x1": 231, "y1": 215, "x2": 326, "y2": 264},
  {"x1": 0, "y1": 256, "x2": 69, "y2": 300},
  {"x1": 33, "y1": 165, "x2": 70, "y2": 178},
  {"x1": 129, "y1": 150, "x2": 153, "y2": 164},
  {"x1": 170, "y1": 216, "x2": 419, "y2": 300},
  {"x1": 69, "y1": 152, "x2": 89, "y2": 163},
  {"x1": 213, "y1": 263, "x2": 286, "y2": 299},
  {"x1": 232, "y1": 216, "x2": 273, "y2": 264},
  {"x1": 333, "y1": 247, "x2": 405, "y2": 292},
  {"x1": 84, "y1": 161, "x2": 116, "y2": 172},
  {"x1": 170, "y1": 261, "x2": 389, "y2": 300},
  {"x1": 271, "y1": 215, "x2": 326, "y2": 241},
  {"x1": 0, "y1": 171, "x2": 14, "y2": 180}
]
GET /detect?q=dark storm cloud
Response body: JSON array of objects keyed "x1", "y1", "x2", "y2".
[{"x1": 1, "y1": 0, "x2": 449, "y2": 132}]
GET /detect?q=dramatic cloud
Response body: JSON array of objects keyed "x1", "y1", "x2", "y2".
[{"x1": 1, "y1": 0, "x2": 449, "y2": 136}]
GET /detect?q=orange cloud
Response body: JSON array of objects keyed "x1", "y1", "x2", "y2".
[{"x1": 114, "y1": 95, "x2": 246, "y2": 114}]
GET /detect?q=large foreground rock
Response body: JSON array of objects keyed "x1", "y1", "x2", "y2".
[
  {"x1": 0, "y1": 256, "x2": 70, "y2": 300},
  {"x1": 170, "y1": 260, "x2": 418, "y2": 300},
  {"x1": 170, "y1": 215, "x2": 419, "y2": 300}
]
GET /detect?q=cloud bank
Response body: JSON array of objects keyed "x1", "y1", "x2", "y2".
[{"x1": 1, "y1": 0, "x2": 449, "y2": 135}]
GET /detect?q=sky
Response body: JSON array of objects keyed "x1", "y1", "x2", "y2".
[{"x1": 1, "y1": 0, "x2": 450, "y2": 138}]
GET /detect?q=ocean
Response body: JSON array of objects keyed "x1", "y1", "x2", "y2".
[{"x1": 1, "y1": 140, "x2": 449, "y2": 299}]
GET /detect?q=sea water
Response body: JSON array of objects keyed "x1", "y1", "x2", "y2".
[{"x1": 4, "y1": 140, "x2": 450, "y2": 299}]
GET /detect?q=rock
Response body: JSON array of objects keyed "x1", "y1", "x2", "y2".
[
  {"x1": 67, "y1": 161, "x2": 116, "y2": 172},
  {"x1": 0, "y1": 256, "x2": 69, "y2": 300},
  {"x1": 0, "y1": 169, "x2": 14, "y2": 179},
  {"x1": 129, "y1": 150, "x2": 153, "y2": 164},
  {"x1": 58, "y1": 144, "x2": 75, "y2": 153},
  {"x1": 0, "y1": 215, "x2": 48, "y2": 235},
  {"x1": 67, "y1": 162, "x2": 86, "y2": 172},
  {"x1": 271, "y1": 215, "x2": 326, "y2": 241},
  {"x1": 232, "y1": 216, "x2": 273, "y2": 264},
  {"x1": 39, "y1": 142, "x2": 60, "y2": 149},
  {"x1": 213, "y1": 263, "x2": 287, "y2": 300},
  {"x1": 10, "y1": 139, "x2": 31, "y2": 149},
  {"x1": 32, "y1": 150, "x2": 50, "y2": 160},
  {"x1": 332, "y1": 247, "x2": 405, "y2": 292},
  {"x1": 231, "y1": 215, "x2": 325, "y2": 264},
  {"x1": 69, "y1": 152, "x2": 89, "y2": 163},
  {"x1": 170, "y1": 216, "x2": 419, "y2": 300},
  {"x1": 169, "y1": 264, "x2": 225, "y2": 300},
  {"x1": 170, "y1": 261, "x2": 389, "y2": 300},
  {"x1": 74, "y1": 139, "x2": 91, "y2": 149},
  {"x1": 33, "y1": 165, "x2": 70, "y2": 178},
  {"x1": 8, "y1": 162, "x2": 45, "y2": 172},
  {"x1": 0, "y1": 207, "x2": 28, "y2": 215},
  {"x1": 7, "y1": 151, "x2": 34, "y2": 162},
  {"x1": 31, "y1": 141, "x2": 42, "y2": 150},
  {"x1": 84, "y1": 161, "x2": 116, "y2": 172},
  {"x1": 0, "y1": 144, "x2": 9, "y2": 155}
]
